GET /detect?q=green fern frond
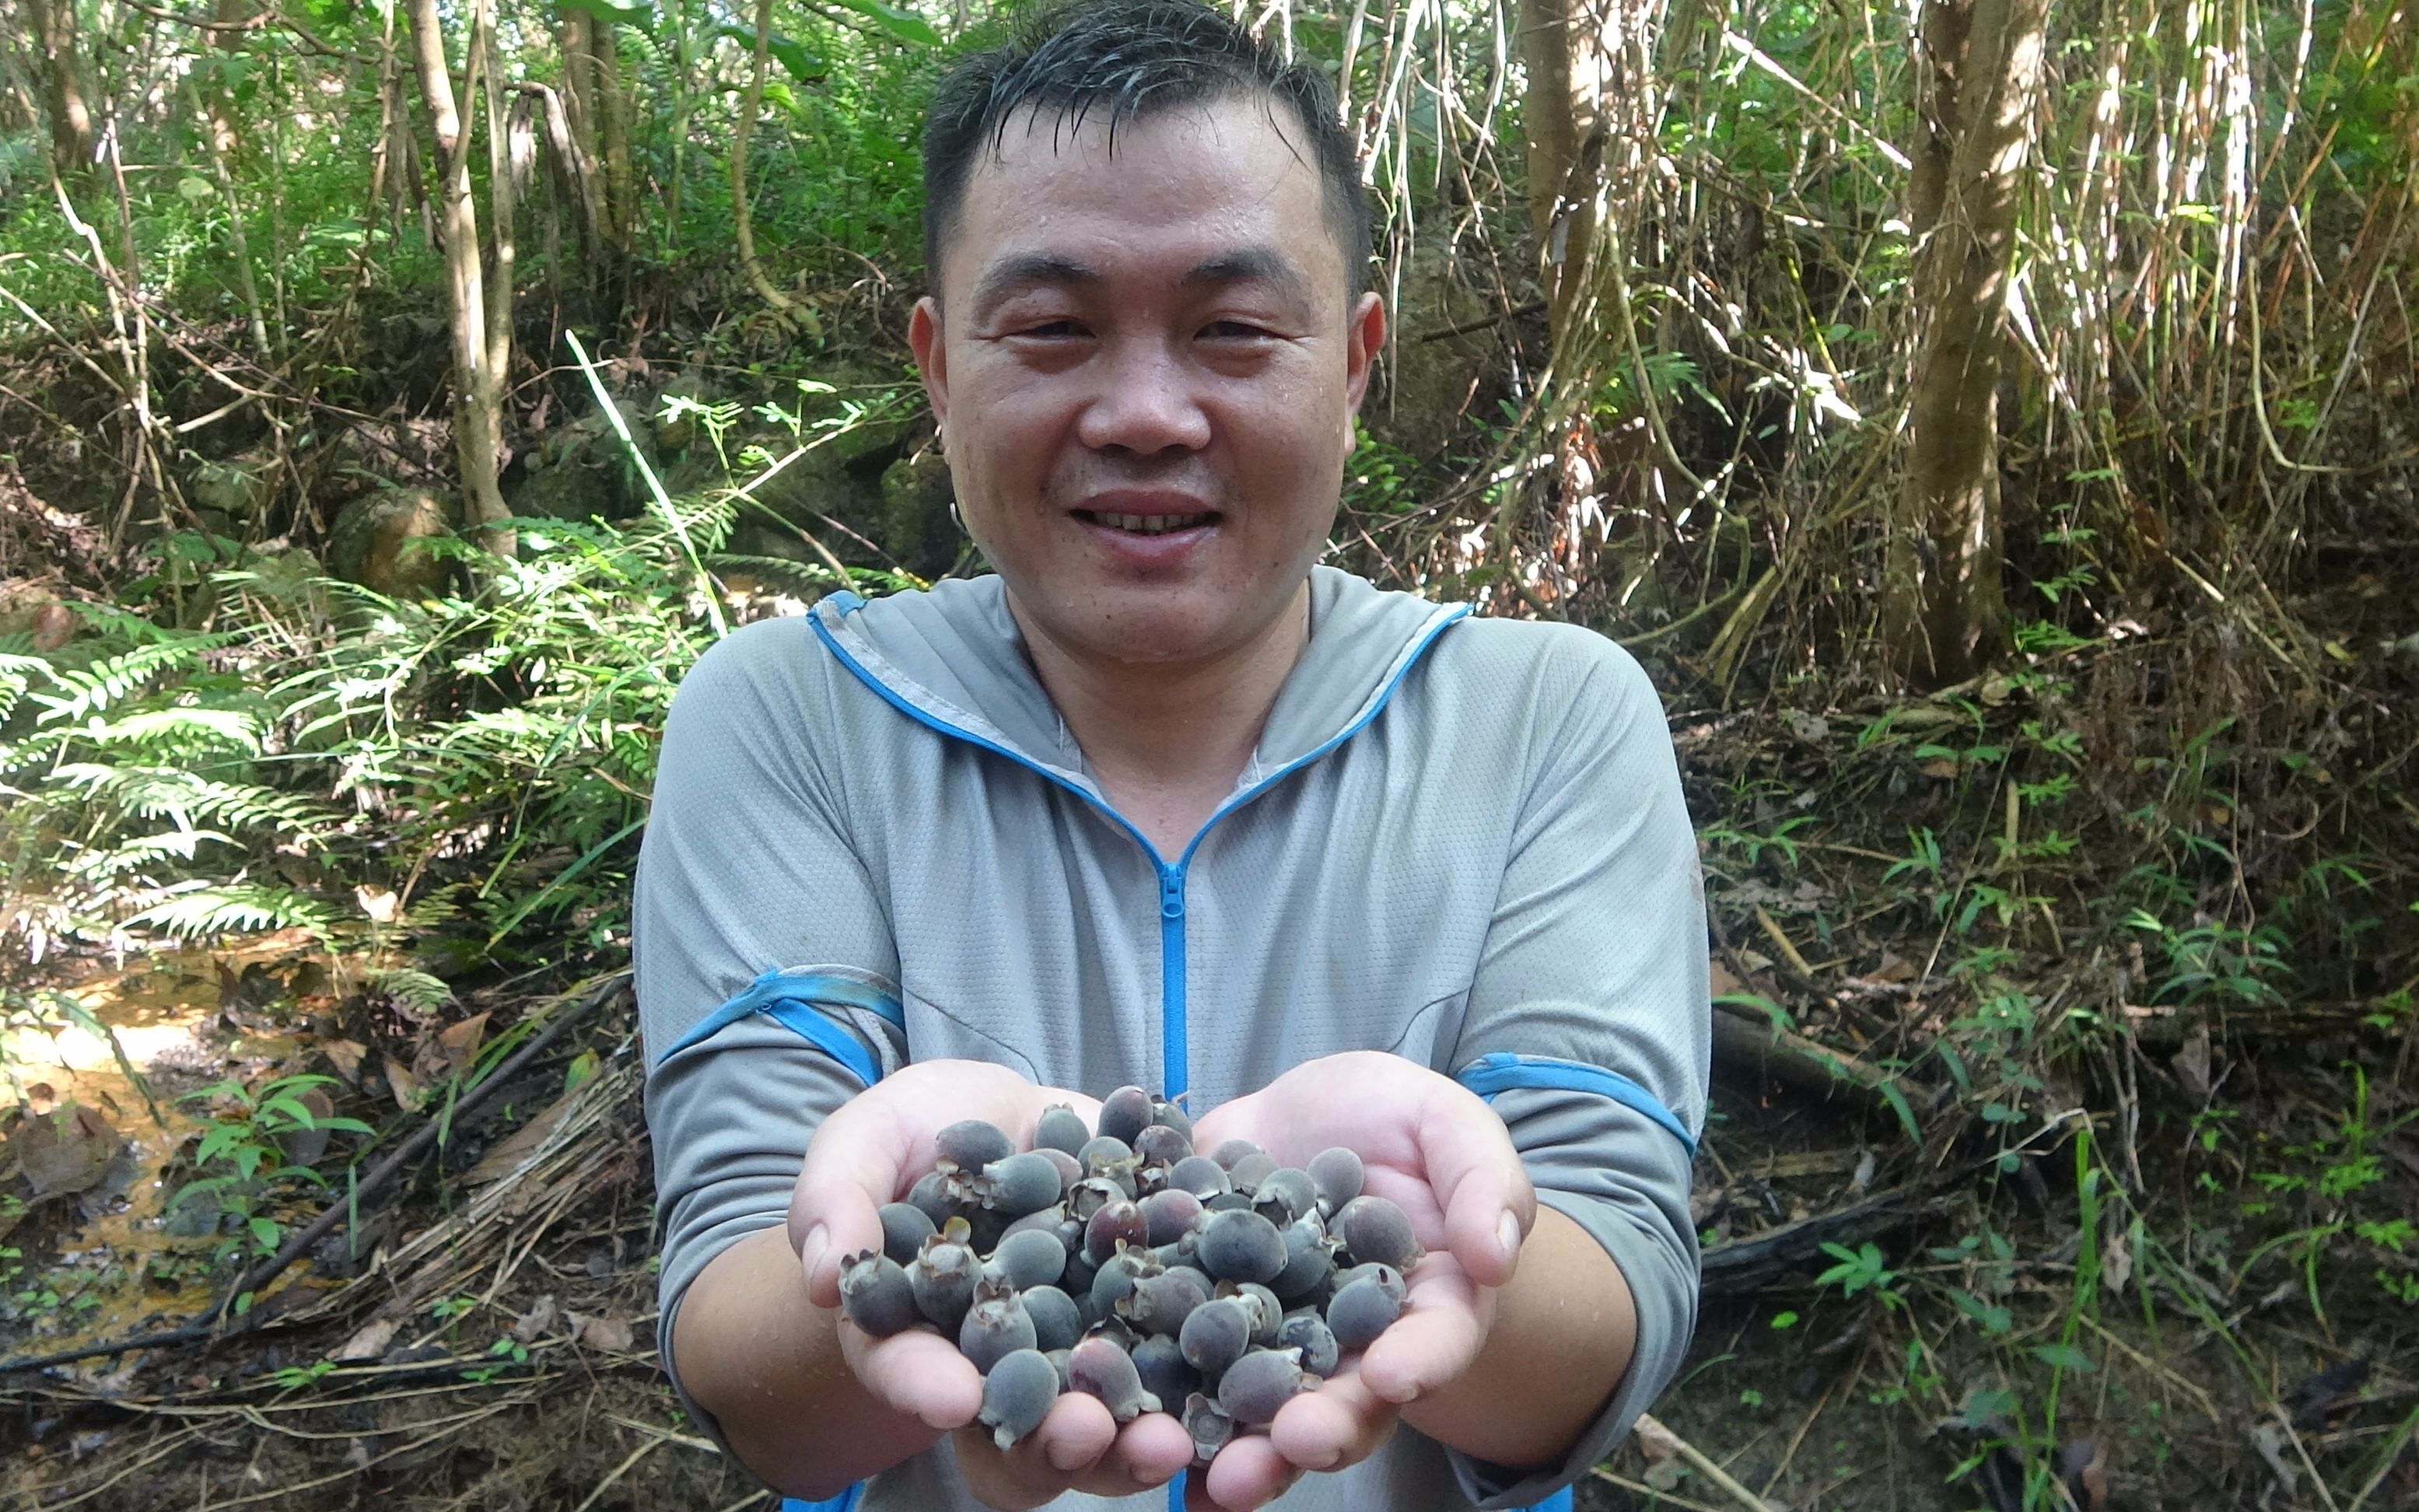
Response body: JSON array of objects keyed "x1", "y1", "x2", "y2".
[
  {"x1": 364, "y1": 968, "x2": 457, "y2": 1013},
  {"x1": 124, "y1": 883, "x2": 338, "y2": 945}
]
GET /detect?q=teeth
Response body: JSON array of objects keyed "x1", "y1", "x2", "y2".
[{"x1": 1097, "y1": 512, "x2": 1211, "y2": 535}]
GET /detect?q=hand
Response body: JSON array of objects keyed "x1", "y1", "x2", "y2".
[
  {"x1": 1181, "y1": 1052, "x2": 1535, "y2": 1510},
  {"x1": 787, "y1": 1059, "x2": 1191, "y2": 1507}
]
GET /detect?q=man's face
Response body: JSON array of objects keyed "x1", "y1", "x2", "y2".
[{"x1": 909, "y1": 96, "x2": 1384, "y2": 669}]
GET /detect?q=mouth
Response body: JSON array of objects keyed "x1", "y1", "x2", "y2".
[{"x1": 1072, "y1": 509, "x2": 1219, "y2": 536}]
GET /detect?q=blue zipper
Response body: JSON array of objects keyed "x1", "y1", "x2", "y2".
[{"x1": 809, "y1": 593, "x2": 1469, "y2": 1101}]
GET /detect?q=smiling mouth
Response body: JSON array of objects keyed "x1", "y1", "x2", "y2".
[{"x1": 1076, "y1": 510, "x2": 1218, "y2": 535}]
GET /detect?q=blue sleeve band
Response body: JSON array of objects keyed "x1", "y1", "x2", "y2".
[
  {"x1": 1456, "y1": 1052, "x2": 1696, "y2": 1156},
  {"x1": 656, "y1": 969, "x2": 901, "y2": 1086}
]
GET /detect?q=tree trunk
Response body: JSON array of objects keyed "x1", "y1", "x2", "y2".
[
  {"x1": 1882, "y1": 0, "x2": 2050, "y2": 686},
  {"x1": 404, "y1": 0, "x2": 513, "y2": 557},
  {"x1": 28, "y1": 0, "x2": 93, "y2": 175},
  {"x1": 730, "y1": 0, "x2": 800, "y2": 317},
  {"x1": 1519, "y1": 0, "x2": 1611, "y2": 357}
]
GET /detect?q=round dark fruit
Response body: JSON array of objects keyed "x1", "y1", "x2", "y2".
[
  {"x1": 1227, "y1": 1151, "x2": 1279, "y2": 1195},
  {"x1": 978, "y1": 1349, "x2": 1059, "y2": 1450},
  {"x1": 1119, "y1": 1267, "x2": 1210, "y2": 1336},
  {"x1": 960, "y1": 1282, "x2": 1038, "y2": 1374},
  {"x1": 978, "y1": 1151, "x2": 1066, "y2": 1216},
  {"x1": 1183, "y1": 1391, "x2": 1234, "y2": 1461},
  {"x1": 1034, "y1": 1104, "x2": 1090, "y2": 1157},
  {"x1": 907, "y1": 1170, "x2": 958, "y2": 1229},
  {"x1": 1139, "y1": 1188, "x2": 1203, "y2": 1246},
  {"x1": 1134, "y1": 1123, "x2": 1192, "y2": 1167},
  {"x1": 1325, "y1": 1273, "x2": 1402, "y2": 1351},
  {"x1": 1197, "y1": 1208, "x2": 1288, "y2": 1285},
  {"x1": 1068, "y1": 1335, "x2": 1160, "y2": 1423},
  {"x1": 1252, "y1": 1167, "x2": 1318, "y2": 1224},
  {"x1": 988, "y1": 1227, "x2": 1069, "y2": 1292},
  {"x1": 1131, "y1": 1332, "x2": 1199, "y2": 1409},
  {"x1": 1334, "y1": 1261, "x2": 1408, "y2": 1306},
  {"x1": 1022, "y1": 1284, "x2": 1083, "y2": 1353},
  {"x1": 1178, "y1": 1294, "x2": 1254, "y2": 1380},
  {"x1": 1276, "y1": 1313, "x2": 1340, "y2": 1377},
  {"x1": 838, "y1": 1251, "x2": 919, "y2": 1338},
  {"x1": 1098, "y1": 1085, "x2": 1155, "y2": 1147},
  {"x1": 936, "y1": 1119, "x2": 1015, "y2": 1173},
  {"x1": 910, "y1": 1233, "x2": 978, "y2": 1332},
  {"x1": 1271, "y1": 1216, "x2": 1333, "y2": 1300},
  {"x1": 1217, "y1": 1348, "x2": 1309, "y2": 1427},
  {"x1": 1150, "y1": 1099, "x2": 1192, "y2": 1139},
  {"x1": 1083, "y1": 1198, "x2": 1149, "y2": 1264},
  {"x1": 1165, "y1": 1154, "x2": 1231, "y2": 1200},
  {"x1": 1208, "y1": 1139, "x2": 1263, "y2": 1171},
  {"x1": 878, "y1": 1201, "x2": 936, "y2": 1265},
  {"x1": 1336, "y1": 1194, "x2": 1423, "y2": 1270},
  {"x1": 1307, "y1": 1146, "x2": 1364, "y2": 1213}
]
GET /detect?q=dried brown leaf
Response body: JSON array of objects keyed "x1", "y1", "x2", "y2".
[
  {"x1": 439, "y1": 1011, "x2": 490, "y2": 1076},
  {"x1": 334, "y1": 1317, "x2": 399, "y2": 1362},
  {"x1": 577, "y1": 1314, "x2": 635, "y2": 1353},
  {"x1": 13, "y1": 1104, "x2": 118, "y2": 1197}
]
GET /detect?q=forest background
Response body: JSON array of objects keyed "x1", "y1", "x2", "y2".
[{"x1": 0, "y1": 0, "x2": 2415, "y2": 1506}]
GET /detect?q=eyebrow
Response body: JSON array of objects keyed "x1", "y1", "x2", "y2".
[
  {"x1": 966, "y1": 245, "x2": 1316, "y2": 316},
  {"x1": 967, "y1": 252, "x2": 1102, "y2": 316}
]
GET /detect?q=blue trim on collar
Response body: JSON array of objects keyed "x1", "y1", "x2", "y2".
[
  {"x1": 812, "y1": 590, "x2": 1469, "y2": 1114},
  {"x1": 657, "y1": 970, "x2": 899, "y2": 1087},
  {"x1": 1457, "y1": 1052, "x2": 1697, "y2": 1156},
  {"x1": 778, "y1": 1487, "x2": 861, "y2": 1512}
]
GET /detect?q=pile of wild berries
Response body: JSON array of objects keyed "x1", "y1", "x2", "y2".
[{"x1": 838, "y1": 1085, "x2": 1420, "y2": 1457}]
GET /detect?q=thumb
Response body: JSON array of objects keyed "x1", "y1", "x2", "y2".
[
  {"x1": 1415, "y1": 1081, "x2": 1535, "y2": 1290},
  {"x1": 789, "y1": 1100, "x2": 912, "y2": 1307}
]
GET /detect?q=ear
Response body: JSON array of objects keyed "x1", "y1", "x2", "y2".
[
  {"x1": 1342, "y1": 290, "x2": 1385, "y2": 418},
  {"x1": 908, "y1": 296, "x2": 950, "y2": 433}
]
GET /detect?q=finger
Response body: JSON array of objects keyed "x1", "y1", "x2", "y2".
[
  {"x1": 790, "y1": 1098, "x2": 915, "y2": 1306},
  {"x1": 839, "y1": 1325, "x2": 984, "y2": 1430},
  {"x1": 1412, "y1": 1080, "x2": 1536, "y2": 1290},
  {"x1": 1355, "y1": 1259, "x2": 1486, "y2": 1405},
  {"x1": 1034, "y1": 1389, "x2": 1120, "y2": 1476},
  {"x1": 1201, "y1": 1432, "x2": 1305, "y2": 1510},
  {"x1": 1083, "y1": 1411, "x2": 1195, "y2": 1494},
  {"x1": 1266, "y1": 1367, "x2": 1398, "y2": 1472}
]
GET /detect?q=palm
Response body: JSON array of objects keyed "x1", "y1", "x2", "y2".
[{"x1": 1184, "y1": 1052, "x2": 1532, "y2": 1507}]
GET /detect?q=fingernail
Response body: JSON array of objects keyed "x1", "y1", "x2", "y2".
[
  {"x1": 799, "y1": 1223, "x2": 829, "y2": 1285},
  {"x1": 1496, "y1": 1209, "x2": 1521, "y2": 1268}
]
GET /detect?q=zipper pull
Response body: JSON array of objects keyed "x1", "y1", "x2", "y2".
[{"x1": 1160, "y1": 870, "x2": 1185, "y2": 920}]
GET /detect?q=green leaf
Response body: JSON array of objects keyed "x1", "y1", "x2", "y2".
[
  {"x1": 1769, "y1": 1310, "x2": 1798, "y2": 1328},
  {"x1": 2032, "y1": 1342, "x2": 2095, "y2": 1373},
  {"x1": 248, "y1": 1216, "x2": 282, "y2": 1251},
  {"x1": 559, "y1": 0, "x2": 654, "y2": 32},
  {"x1": 1947, "y1": 1288, "x2": 2012, "y2": 1335},
  {"x1": 716, "y1": 25, "x2": 823, "y2": 82},
  {"x1": 820, "y1": 0, "x2": 940, "y2": 45}
]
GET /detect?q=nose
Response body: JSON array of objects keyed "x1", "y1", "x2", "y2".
[{"x1": 1075, "y1": 334, "x2": 1212, "y2": 456}]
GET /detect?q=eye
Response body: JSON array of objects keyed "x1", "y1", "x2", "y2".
[
  {"x1": 1201, "y1": 320, "x2": 1275, "y2": 341},
  {"x1": 1014, "y1": 319, "x2": 1090, "y2": 340}
]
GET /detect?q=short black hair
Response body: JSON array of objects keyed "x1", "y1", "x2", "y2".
[{"x1": 921, "y1": 0, "x2": 1373, "y2": 300}]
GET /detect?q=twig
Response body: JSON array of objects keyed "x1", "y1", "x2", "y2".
[
  {"x1": 1753, "y1": 905, "x2": 1816, "y2": 978},
  {"x1": 1634, "y1": 1414, "x2": 1780, "y2": 1512},
  {"x1": 0, "y1": 974, "x2": 628, "y2": 1377},
  {"x1": 1588, "y1": 1465, "x2": 1732, "y2": 1512},
  {"x1": 567, "y1": 1438, "x2": 666, "y2": 1512}
]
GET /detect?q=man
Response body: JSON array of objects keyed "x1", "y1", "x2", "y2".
[{"x1": 635, "y1": 2, "x2": 1709, "y2": 1509}]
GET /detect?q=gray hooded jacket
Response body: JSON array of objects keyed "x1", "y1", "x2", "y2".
[{"x1": 637, "y1": 566, "x2": 1709, "y2": 1511}]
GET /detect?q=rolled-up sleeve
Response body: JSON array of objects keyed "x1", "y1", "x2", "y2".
[{"x1": 1444, "y1": 634, "x2": 1709, "y2": 1507}]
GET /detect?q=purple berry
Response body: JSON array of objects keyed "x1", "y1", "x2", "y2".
[
  {"x1": 1084, "y1": 1198, "x2": 1149, "y2": 1264},
  {"x1": 1132, "y1": 1332, "x2": 1199, "y2": 1408},
  {"x1": 1098, "y1": 1085, "x2": 1155, "y2": 1147},
  {"x1": 1165, "y1": 1154, "x2": 1231, "y2": 1200},
  {"x1": 1182, "y1": 1391, "x2": 1234, "y2": 1461},
  {"x1": 1134, "y1": 1122, "x2": 1192, "y2": 1167},
  {"x1": 1334, "y1": 1261, "x2": 1408, "y2": 1305},
  {"x1": 1068, "y1": 1335, "x2": 1161, "y2": 1423},
  {"x1": 935, "y1": 1119, "x2": 1014, "y2": 1172},
  {"x1": 910, "y1": 1231, "x2": 978, "y2": 1332},
  {"x1": 1139, "y1": 1187, "x2": 1204, "y2": 1246},
  {"x1": 1271, "y1": 1216, "x2": 1334, "y2": 1300},
  {"x1": 1119, "y1": 1267, "x2": 1210, "y2": 1336},
  {"x1": 978, "y1": 1151, "x2": 1066, "y2": 1217},
  {"x1": 1227, "y1": 1151, "x2": 1278, "y2": 1195},
  {"x1": 1336, "y1": 1195, "x2": 1423, "y2": 1270},
  {"x1": 1276, "y1": 1313, "x2": 1340, "y2": 1377},
  {"x1": 1197, "y1": 1208, "x2": 1287, "y2": 1285},
  {"x1": 1208, "y1": 1139, "x2": 1263, "y2": 1171}
]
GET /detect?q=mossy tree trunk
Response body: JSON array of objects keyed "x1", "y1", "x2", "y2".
[
  {"x1": 27, "y1": 0, "x2": 93, "y2": 176},
  {"x1": 1519, "y1": 0, "x2": 1612, "y2": 360},
  {"x1": 1882, "y1": 0, "x2": 2051, "y2": 685}
]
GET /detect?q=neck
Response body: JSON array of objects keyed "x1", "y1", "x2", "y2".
[{"x1": 1008, "y1": 584, "x2": 1311, "y2": 858}]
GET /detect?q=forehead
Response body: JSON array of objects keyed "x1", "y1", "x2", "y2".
[{"x1": 947, "y1": 95, "x2": 1345, "y2": 302}]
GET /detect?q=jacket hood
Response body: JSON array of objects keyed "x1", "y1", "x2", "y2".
[{"x1": 810, "y1": 566, "x2": 1468, "y2": 804}]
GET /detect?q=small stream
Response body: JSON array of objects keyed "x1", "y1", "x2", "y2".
[{"x1": 2, "y1": 934, "x2": 334, "y2": 1366}]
